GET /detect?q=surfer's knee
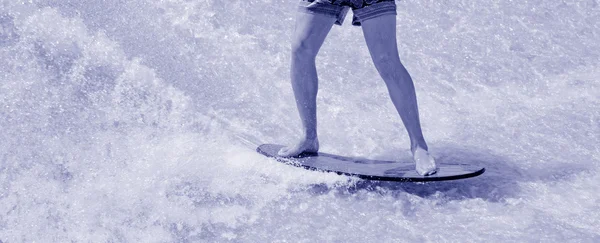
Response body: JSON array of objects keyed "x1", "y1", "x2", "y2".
[
  {"x1": 374, "y1": 56, "x2": 408, "y2": 82},
  {"x1": 372, "y1": 52, "x2": 401, "y2": 71},
  {"x1": 291, "y1": 39, "x2": 319, "y2": 60}
]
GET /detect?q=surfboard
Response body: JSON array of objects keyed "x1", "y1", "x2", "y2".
[{"x1": 257, "y1": 144, "x2": 485, "y2": 182}]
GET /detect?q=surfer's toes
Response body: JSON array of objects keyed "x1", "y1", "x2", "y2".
[
  {"x1": 418, "y1": 166, "x2": 437, "y2": 176},
  {"x1": 414, "y1": 148, "x2": 438, "y2": 176},
  {"x1": 277, "y1": 147, "x2": 290, "y2": 157},
  {"x1": 277, "y1": 139, "x2": 319, "y2": 157},
  {"x1": 277, "y1": 146, "x2": 307, "y2": 157}
]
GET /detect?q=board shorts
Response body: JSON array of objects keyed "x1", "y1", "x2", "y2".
[{"x1": 298, "y1": 0, "x2": 397, "y2": 26}]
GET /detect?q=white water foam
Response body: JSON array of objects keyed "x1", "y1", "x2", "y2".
[{"x1": 1, "y1": 0, "x2": 599, "y2": 241}]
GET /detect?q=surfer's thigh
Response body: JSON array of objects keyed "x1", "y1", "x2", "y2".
[
  {"x1": 293, "y1": 1, "x2": 339, "y2": 56},
  {"x1": 361, "y1": 14, "x2": 403, "y2": 72}
]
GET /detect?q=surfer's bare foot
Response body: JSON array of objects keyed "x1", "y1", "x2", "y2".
[
  {"x1": 413, "y1": 147, "x2": 437, "y2": 176},
  {"x1": 278, "y1": 138, "x2": 319, "y2": 157}
]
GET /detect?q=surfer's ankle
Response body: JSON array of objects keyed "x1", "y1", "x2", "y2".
[
  {"x1": 303, "y1": 133, "x2": 318, "y2": 140},
  {"x1": 410, "y1": 138, "x2": 428, "y2": 153},
  {"x1": 411, "y1": 144, "x2": 428, "y2": 156},
  {"x1": 302, "y1": 137, "x2": 319, "y2": 152}
]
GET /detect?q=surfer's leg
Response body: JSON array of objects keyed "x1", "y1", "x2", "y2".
[
  {"x1": 278, "y1": 9, "x2": 337, "y2": 157},
  {"x1": 360, "y1": 14, "x2": 436, "y2": 175}
]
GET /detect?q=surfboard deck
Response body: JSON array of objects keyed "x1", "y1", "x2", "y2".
[{"x1": 257, "y1": 144, "x2": 485, "y2": 182}]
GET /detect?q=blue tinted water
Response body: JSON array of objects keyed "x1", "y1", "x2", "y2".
[{"x1": 1, "y1": 0, "x2": 599, "y2": 241}]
